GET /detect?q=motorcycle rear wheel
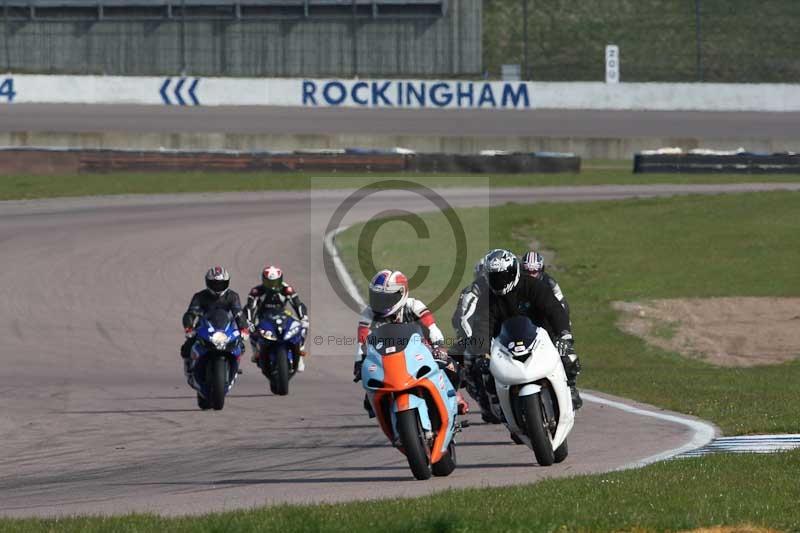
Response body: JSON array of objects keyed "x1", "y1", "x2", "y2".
[
  {"x1": 396, "y1": 409, "x2": 432, "y2": 480},
  {"x1": 523, "y1": 393, "x2": 555, "y2": 466},
  {"x1": 196, "y1": 393, "x2": 211, "y2": 410}
]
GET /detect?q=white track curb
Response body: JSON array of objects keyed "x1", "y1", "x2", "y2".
[{"x1": 324, "y1": 225, "x2": 717, "y2": 468}]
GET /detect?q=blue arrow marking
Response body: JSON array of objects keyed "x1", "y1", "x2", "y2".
[
  {"x1": 174, "y1": 78, "x2": 187, "y2": 106},
  {"x1": 160, "y1": 78, "x2": 172, "y2": 105},
  {"x1": 188, "y1": 78, "x2": 200, "y2": 106}
]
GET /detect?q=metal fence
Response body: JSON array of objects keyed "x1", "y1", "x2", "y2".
[
  {"x1": 3, "y1": 0, "x2": 800, "y2": 82},
  {"x1": 0, "y1": 0, "x2": 481, "y2": 77},
  {"x1": 484, "y1": 0, "x2": 800, "y2": 83}
]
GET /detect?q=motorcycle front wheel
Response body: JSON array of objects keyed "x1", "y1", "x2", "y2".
[
  {"x1": 270, "y1": 345, "x2": 290, "y2": 396},
  {"x1": 522, "y1": 393, "x2": 555, "y2": 466},
  {"x1": 208, "y1": 356, "x2": 228, "y2": 411},
  {"x1": 432, "y1": 440, "x2": 457, "y2": 477},
  {"x1": 396, "y1": 409, "x2": 432, "y2": 480}
]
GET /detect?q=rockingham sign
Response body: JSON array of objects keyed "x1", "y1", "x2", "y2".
[
  {"x1": 2, "y1": 74, "x2": 800, "y2": 111},
  {"x1": 301, "y1": 80, "x2": 532, "y2": 109}
]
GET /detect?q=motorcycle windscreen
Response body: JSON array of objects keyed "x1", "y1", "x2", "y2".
[
  {"x1": 206, "y1": 308, "x2": 233, "y2": 331},
  {"x1": 497, "y1": 315, "x2": 538, "y2": 358},
  {"x1": 367, "y1": 322, "x2": 424, "y2": 356}
]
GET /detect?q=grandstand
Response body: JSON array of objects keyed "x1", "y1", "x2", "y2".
[{"x1": 0, "y1": 0, "x2": 478, "y2": 77}]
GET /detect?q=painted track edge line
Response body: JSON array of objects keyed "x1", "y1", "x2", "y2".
[
  {"x1": 323, "y1": 224, "x2": 718, "y2": 469},
  {"x1": 581, "y1": 392, "x2": 717, "y2": 469}
]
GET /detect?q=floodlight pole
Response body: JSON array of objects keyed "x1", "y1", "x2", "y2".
[
  {"x1": 695, "y1": 0, "x2": 703, "y2": 81},
  {"x1": 180, "y1": 0, "x2": 187, "y2": 75},
  {"x1": 521, "y1": 0, "x2": 528, "y2": 80},
  {"x1": 351, "y1": 0, "x2": 358, "y2": 77},
  {"x1": 3, "y1": 0, "x2": 10, "y2": 72}
]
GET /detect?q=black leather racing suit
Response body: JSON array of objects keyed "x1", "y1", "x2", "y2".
[
  {"x1": 472, "y1": 275, "x2": 582, "y2": 408},
  {"x1": 180, "y1": 289, "x2": 247, "y2": 359},
  {"x1": 244, "y1": 283, "x2": 307, "y2": 327},
  {"x1": 540, "y1": 272, "x2": 570, "y2": 323},
  {"x1": 244, "y1": 283, "x2": 308, "y2": 356}
]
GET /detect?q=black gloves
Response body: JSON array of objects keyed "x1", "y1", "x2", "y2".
[
  {"x1": 555, "y1": 332, "x2": 575, "y2": 358},
  {"x1": 353, "y1": 360, "x2": 363, "y2": 382},
  {"x1": 431, "y1": 344, "x2": 449, "y2": 363}
]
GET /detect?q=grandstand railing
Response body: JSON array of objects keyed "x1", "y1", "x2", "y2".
[{"x1": 0, "y1": 0, "x2": 447, "y2": 21}]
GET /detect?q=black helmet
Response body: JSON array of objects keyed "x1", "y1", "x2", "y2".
[
  {"x1": 483, "y1": 249, "x2": 519, "y2": 295},
  {"x1": 205, "y1": 266, "x2": 231, "y2": 296}
]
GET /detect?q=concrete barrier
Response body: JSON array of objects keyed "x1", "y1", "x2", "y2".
[{"x1": 2, "y1": 74, "x2": 800, "y2": 111}]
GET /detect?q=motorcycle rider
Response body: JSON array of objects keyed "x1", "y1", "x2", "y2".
[
  {"x1": 520, "y1": 250, "x2": 570, "y2": 321},
  {"x1": 354, "y1": 269, "x2": 468, "y2": 415},
  {"x1": 181, "y1": 266, "x2": 249, "y2": 376},
  {"x1": 244, "y1": 265, "x2": 310, "y2": 372},
  {"x1": 451, "y1": 259, "x2": 498, "y2": 422},
  {"x1": 475, "y1": 249, "x2": 583, "y2": 410}
]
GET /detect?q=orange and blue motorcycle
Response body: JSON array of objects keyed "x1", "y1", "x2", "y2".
[{"x1": 361, "y1": 322, "x2": 460, "y2": 480}]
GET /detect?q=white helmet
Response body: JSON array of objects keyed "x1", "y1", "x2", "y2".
[{"x1": 368, "y1": 269, "x2": 409, "y2": 318}]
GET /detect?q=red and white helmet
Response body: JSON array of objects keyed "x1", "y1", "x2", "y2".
[
  {"x1": 262, "y1": 265, "x2": 283, "y2": 292},
  {"x1": 521, "y1": 251, "x2": 545, "y2": 278},
  {"x1": 368, "y1": 269, "x2": 408, "y2": 318}
]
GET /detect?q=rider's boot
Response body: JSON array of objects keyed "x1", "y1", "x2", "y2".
[
  {"x1": 363, "y1": 394, "x2": 376, "y2": 418},
  {"x1": 561, "y1": 354, "x2": 583, "y2": 410},
  {"x1": 294, "y1": 345, "x2": 306, "y2": 372},
  {"x1": 456, "y1": 391, "x2": 469, "y2": 415}
]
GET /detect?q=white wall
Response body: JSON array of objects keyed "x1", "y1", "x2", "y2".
[{"x1": 1, "y1": 74, "x2": 798, "y2": 112}]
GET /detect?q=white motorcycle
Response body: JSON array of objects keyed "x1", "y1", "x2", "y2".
[{"x1": 487, "y1": 316, "x2": 575, "y2": 466}]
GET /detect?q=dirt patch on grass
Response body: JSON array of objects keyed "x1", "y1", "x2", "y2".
[
  {"x1": 678, "y1": 527, "x2": 783, "y2": 533},
  {"x1": 612, "y1": 298, "x2": 800, "y2": 367}
]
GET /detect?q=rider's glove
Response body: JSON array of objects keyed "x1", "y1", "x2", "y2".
[
  {"x1": 247, "y1": 323, "x2": 256, "y2": 334},
  {"x1": 555, "y1": 332, "x2": 575, "y2": 358},
  {"x1": 184, "y1": 327, "x2": 195, "y2": 339},
  {"x1": 432, "y1": 344, "x2": 450, "y2": 364},
  {"x1": 353, "y1": 360, "x2": 363, "y2": 383}
]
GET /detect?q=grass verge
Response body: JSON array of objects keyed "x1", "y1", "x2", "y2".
[
  {"x1": 5, "y1": 450, "x2": 800, "y2": 531},
  {"x1": 337, "y1": 191, "x2": 800, "y2": 435},
  {"x1": 1, "y1": 168, "x2": 800, "y2": 201}
]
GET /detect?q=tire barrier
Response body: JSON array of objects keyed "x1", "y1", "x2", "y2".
[
  {"x1": 634, "y1": 151, "x2": 800, "y2": 174},
  {"x1": 0, "y1": 147, "x2": 580, "y2": 175}
]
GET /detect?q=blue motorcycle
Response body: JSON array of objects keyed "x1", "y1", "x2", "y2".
[
  {"x1": 251, "y1": 311, "x2": 304, "y2": 396},
  {"x1": 190, "y1": 309, "x2": 244, "y2": 410}
]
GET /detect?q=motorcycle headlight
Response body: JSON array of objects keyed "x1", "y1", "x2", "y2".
[{"x1": 211, "y1": 332, "x2": 230, "y2": 350}]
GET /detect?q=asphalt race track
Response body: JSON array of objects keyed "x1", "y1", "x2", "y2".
[
  {"x1": 2, "y1": 104, "x2": 800, "y2": 139},
  {"x1": 3, "y1": 184, "x2": 799, "y2": 518}
]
